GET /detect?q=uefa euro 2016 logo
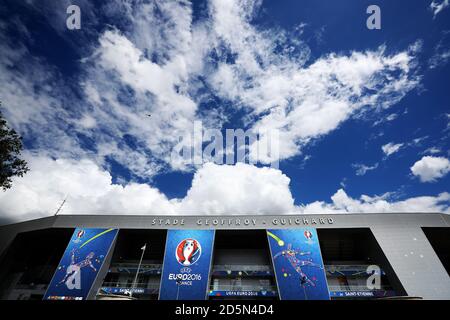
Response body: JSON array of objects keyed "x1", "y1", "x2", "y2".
[
  {"x1": 175, "y1": 239, "x2": 201, "y2": 266},
  {"x1": 304, "y1": 230, "x2": 313, "y2": 240},
  {"x1": 72, "y1": 229, "x2": 85, "y2": 243}
]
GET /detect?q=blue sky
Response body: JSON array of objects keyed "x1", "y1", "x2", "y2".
[{"x1": 0, "y1": 0, "x2": 449, "y2": 223}]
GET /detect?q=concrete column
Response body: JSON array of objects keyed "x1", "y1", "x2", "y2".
[{"x1": 371, "y1": 226, "x2": 450, "y2": 299}]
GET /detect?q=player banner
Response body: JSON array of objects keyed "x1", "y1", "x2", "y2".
[
  {"x1": 267, "y1": 228, "x2": 330, "y2": 300},
  {"x1": 159, "y1": 230, "x2": 215, "y2": 300},
  {"x1": 44, "y1": 228, "x2": 118, "y2": 300}
]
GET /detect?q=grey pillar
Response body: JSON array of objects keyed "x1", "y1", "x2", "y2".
[{"x1": 371, "y1": 226, "x2": 450, "y2": 300}]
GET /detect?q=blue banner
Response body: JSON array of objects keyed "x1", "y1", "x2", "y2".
[
  {"x1": 159, "y1": 230, "x2": 215, "y2": 300},
  {"x1": 99, "y1": 287, "x2": 159, "y2": 296},
  {"x1": 44, "y1": 228, "x2": 118, "y2": 300},
  {"x1": 267, "y1": 228, "x2": 330, "y2": 300},
  {"x1": 330, "y1": 290, "x2": 396, "y2": 298},
  {"x1": 209, "y1": 290, "x2": 278, "y2": 298}
]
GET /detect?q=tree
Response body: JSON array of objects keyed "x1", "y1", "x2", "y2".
[{"x1": 0, "y1": 102, "x2": 29, "y2": 190}]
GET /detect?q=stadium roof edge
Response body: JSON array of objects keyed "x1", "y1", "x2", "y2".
[{"x1": 0, "y1": 212, "x2": 448, "y2": 228}]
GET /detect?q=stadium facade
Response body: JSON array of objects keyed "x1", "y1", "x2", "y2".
[{"x1": 0, "y1": 213, "x2": 449, "y2": 300}]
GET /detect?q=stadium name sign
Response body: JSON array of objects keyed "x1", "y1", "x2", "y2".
[
  {"x1": 196, "y1": 217, "x2": 335, "y2": 226},
  {"x1": 150, "y1": 217, "x2": 335, "y2": 227}
]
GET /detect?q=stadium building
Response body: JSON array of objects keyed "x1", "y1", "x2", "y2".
[{"x1": 0, "y1": 213, "x2": 449, "y2": 300}]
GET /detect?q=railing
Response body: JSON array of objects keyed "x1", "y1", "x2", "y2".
[
  {"x1": 101, "y1": 282, "x2": 160, "y2": 289},
  {"x1": 324, "y1": 265, "x2": 386, "y2": 275},
  {"x1": 210, "y1": 284, "x2": 277, "y2": 291},
  {"x1": 111, "y1": 262, "x2": 162, "y2": 267},
  {"x1": 106, "y1": 264, "x2": 383, "y2": 274},
  {"x1": 109, "y1": 263, "x2": 162, "y2": 271},
  {"x1": 212, "y1": 265, "x2": 272, "y2": 272},
  {"x1": 13, "y1": 284, "x2": 47, "y2": 290},
  {"x1": 328, "y1": 285, "x2": 393, "y2": 291}
]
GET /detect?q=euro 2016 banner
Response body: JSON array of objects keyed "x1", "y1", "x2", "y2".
[
  {"x1": 44, "y1": 228, "x2": 118, "y2": 300},
  {"x1": 267, "y1": 229, "x2": 330, "y2": 300},
  {"x1": 159, "y1": 230, "x2": 215, "y2": 300}
]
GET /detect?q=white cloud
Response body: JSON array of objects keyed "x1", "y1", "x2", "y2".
[
  {"x1": 429, "y1": 50, "x2": 450, "y2": 69},
  {"x1": 0, "y1": 38, "x2": 86, "y2": 161},
  {"x1": 300, "y1": 189, "x2": 450, "y2": 214},
  {"x1": 373, "y1": 113, "x2": 398, "y2": 126},
  {"x1": 412, "y1": 136, "x2": 428, "y2": 145},
  {"x1": 95, "y1": 30, "x2": 196, "y2": 114},
  {"x1": 382, "y1": 142, "x2": 404, "y2": 156},
  {"x1": 430, "y1": 0, "x2": 449, "y2": 18},
  {"x1": 176, "y1": 162, "x2": 294, "y2": 214},
  {"x1": 352, "y1": 163, "x2": 379, "y2": 176},
  {"x1": 379, "y1": 137, "x2": 427, "y2": 158},
  {"x1": 411, "y1": 156, "x2": 450, "y2": 182},
  {"x1": 422, "y1": 147, "x2": 441, "y2": 155},
  {"x1": 1, "y1": 155, "x2": 448, "y2": 224},
  {"x1": 83, "y1": 28, "x2": 202, "y2": 172},
  {"x1": 0, "y1": 0, "x2": 420, "y2": 177},
  {"x1": 429, "y1": 31, "x2": 450, "y2": 69},
  {"x1": 205, "y1": 0, "x2": 419, "y2": 161},
  {"x1": 77, "y1": 114, "x2": 97, "y2": 129},
  {"x1": 0, "y1": 156, "x2": 293, "y2": 223},
  {"x1": 0, "y1": 1, "x2": 438, "y2": 225},
  {"x1": 0, "y1": 154, "x2": 175, "y2": 223}
]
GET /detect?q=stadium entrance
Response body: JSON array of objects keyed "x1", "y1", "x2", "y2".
[{"x1": 209, "y1": 230, "x2": 278, "y2": 300}]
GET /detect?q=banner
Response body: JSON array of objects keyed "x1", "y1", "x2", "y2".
[
  {"x1": 267, "y1": 228, "x2": 330, "y2": 300},
  {"x1": 44, "y1": 228, "x2": 118, "y2": 300},
  {"x1": 159, "y1": 230, "x2": 215, "y2": 300},
  {"x1": 209, "y1": 290, "x2": 278, "y2": 298},
  {"x1": 99, "y1": 287, "x2": 159, "y2": 296},
  {"x1": 330, "y1": 290, "x2": 396, "y2": 298}
]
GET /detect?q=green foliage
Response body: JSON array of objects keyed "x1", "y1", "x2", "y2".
[{"x1": 0, "y1": 102, "x2": 29, "y2": 190}]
